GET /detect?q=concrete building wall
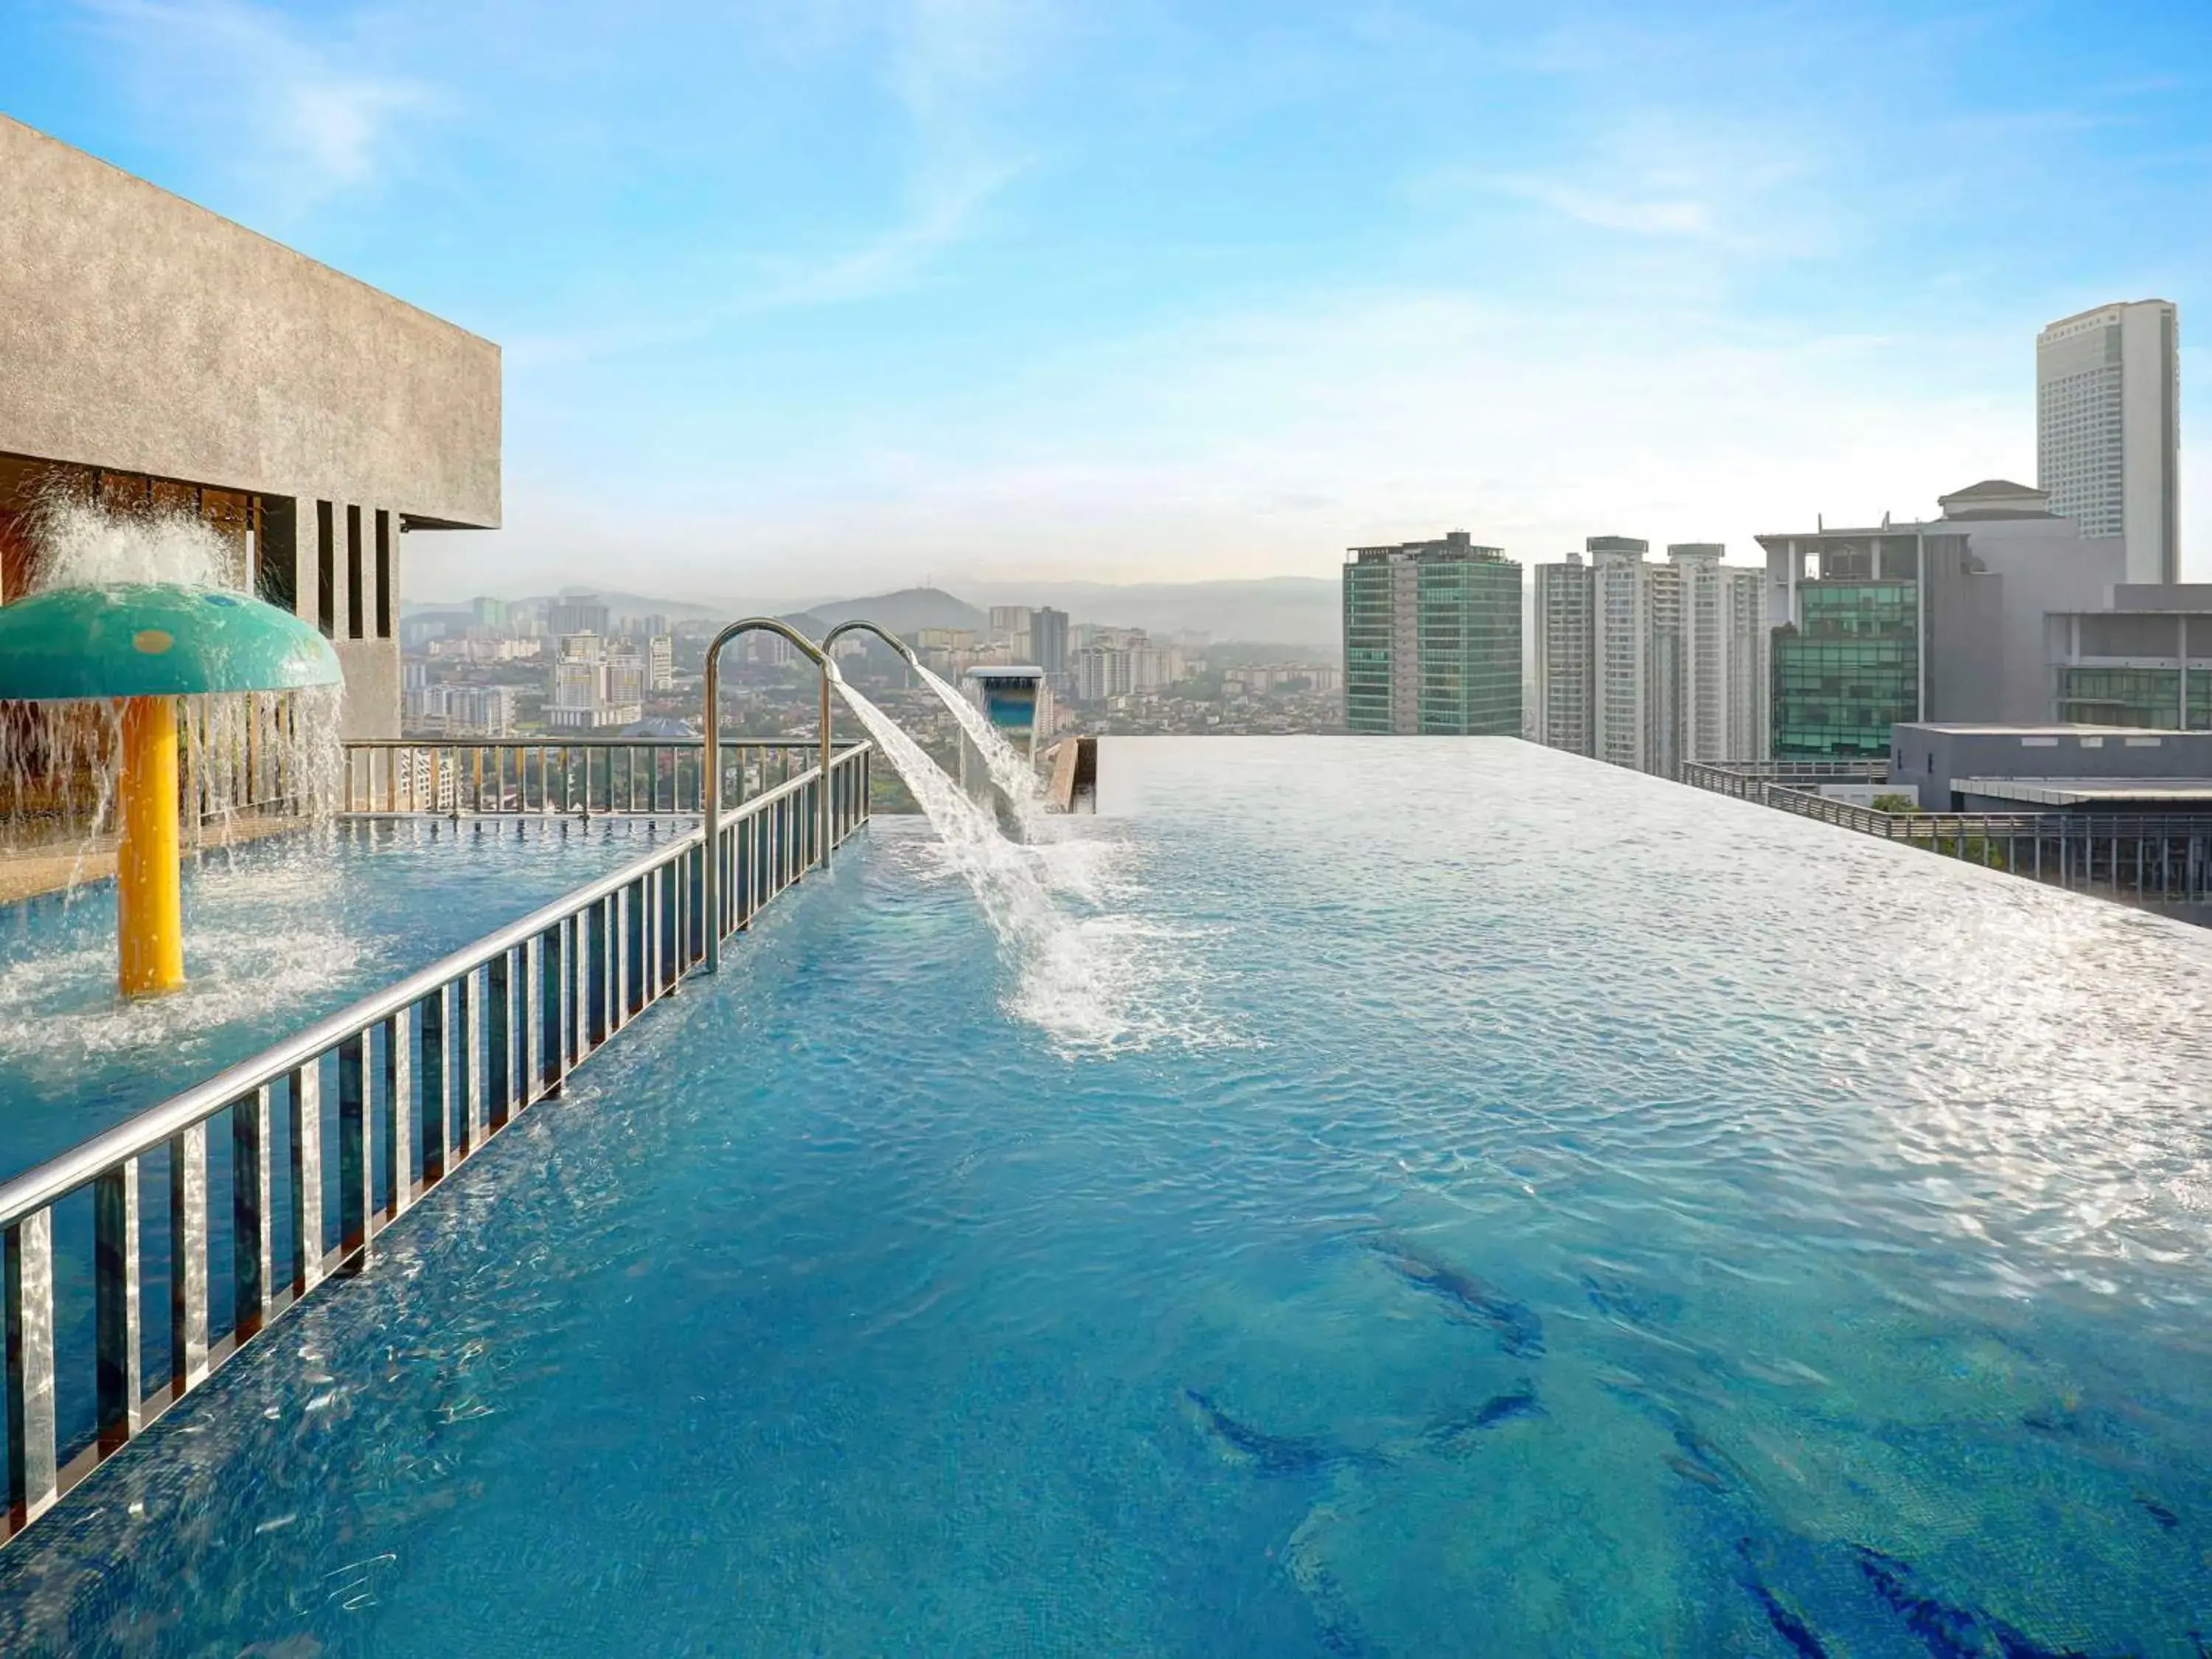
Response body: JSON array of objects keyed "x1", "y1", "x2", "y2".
[
  {"x1": 0, "y1": 116, "x2": 501, "y2": 739},
  {"x1": 0, "y1": 116, "x2": 500, "y2": 528}
]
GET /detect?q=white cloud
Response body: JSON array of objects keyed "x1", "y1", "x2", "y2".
[{"x1": 84, "y1": 0, "x2": 431, "y2": 216}]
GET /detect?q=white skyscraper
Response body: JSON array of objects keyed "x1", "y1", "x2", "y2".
[
  {"x1": 1540, "y1": 538, "x2": 1767, "y2": 774},
  {"x1": 2037, "y1": 299, "x2": 2180, "y2": 585},
  {"x1": 1531, "y1": 552, "x2": 1594, "y2": 755},
  {"x1": 1590, "y1": 538, "x2": 1655, "y2": 771},
  {"x1": 1669, "y1": 544, "x2": 1770, "y2": 767}
]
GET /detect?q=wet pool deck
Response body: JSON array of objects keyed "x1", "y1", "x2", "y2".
[{"x1": 0, "y1": 813, "x2": 311, "y2": 905}]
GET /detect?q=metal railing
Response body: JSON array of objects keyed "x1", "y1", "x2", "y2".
[
  {"x1": 1683, "y1": 761, "x2": 2212, "y2": 904},
  {"x1": 340, "y1": 739, "x2": 824, "y2": 818},
  {"x1": 0, "y1": 740, "x2": 872, "y2": 1541},
  {"x1": 1679, "y1": 759, "x2": 1888, "y2": 796}
]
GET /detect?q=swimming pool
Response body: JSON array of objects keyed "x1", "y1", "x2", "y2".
[
  {"x1": 0, "y1": 818, "x2": 685, "y2": 1168},
  {"x1": 4, "y1": 737, "x2": 2210, "y2": 1655}
]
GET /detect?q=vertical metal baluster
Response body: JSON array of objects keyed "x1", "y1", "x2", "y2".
[
  {"x1": 460, "y1": 969, "x2": 484, "y2": 1153},
  {"x1": 676, "y1": 846, "x2": 693, "y2": 977},
  {"x1": 739, "y1": 813, "x2": 754, "y2": 926},
  {"x1": 169, "y1": 1124, "x2": 209, "y2": 1391},
  {"x1": 4, "y1": 1211, "x2": 58, "y2": 1524},
  {"x1": 652, "y1": 865, "x2": 669, "y2": 997},
  {"x1": 487, "y1": 951, "x2": 513, "y2": 1129},
  {"x1": 614, "y1": 886, "x2": 633, "y2": 1026},
  {"x1": 523, "y1": 933, "x2": 543, "y2": 1105},
  {"x1": 385, "y1": 1009, "x2": 414, "y2": 1220},
  {"x1": 288, "y1": 1062, "x2": 324, "y2": 1293},
  {"x1": 544, "y1": 919, "x2": 570, "y2": 1091},
  {"x1": 338, "y1": 1033, "x2": 370, "y2": 1256},
  {"x1": 233, "y1": 1086, "x2": 273, "y2": 1339},
  {"x1": 420, "y1": 987, "x2": 449, "y2": 1188},
  {"x1": 587, "y1": 898, "x2": 609, "y2": 1048},
  {"x1": 94, "y1": 1162, "x2": 142, "y2": 1450}
]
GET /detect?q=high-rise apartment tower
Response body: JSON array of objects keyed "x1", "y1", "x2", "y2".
[
  {"x1": 1343, "y1": 532, "x2": 1523, "y2": 735},
  {"x1": 2037, "y1": 299, "x2": 2180, "y2": 585},
  {"x1": 1531, "y1": 552, "x2": 1594, "y2": 754},
  {"x1": 1535, "y1": 538, "x2": 1767, "y2": 773}
]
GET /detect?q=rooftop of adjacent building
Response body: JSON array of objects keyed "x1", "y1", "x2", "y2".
[
  {"x1": 1348, "y1": 530, "x2": 1514, "y2": 566},
  {"x1": 1952, "y1": 777, "x2": 2212, "y2": 807},
  {"x1": 1905, "y1": 722, "x2": 2184, "y2": 737},
  {"x1": 1753, "y1": 477, "x2": 2127, "y2": 546},
  {"x1": 2037, "y1": 297, "x2": 2178, "y2": 341}
]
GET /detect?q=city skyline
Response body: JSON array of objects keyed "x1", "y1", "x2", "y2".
[{"x1": 5, "y1": 2, "x2": 2205, "y2": 597}]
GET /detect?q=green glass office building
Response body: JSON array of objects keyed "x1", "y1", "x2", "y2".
[
  {"x1": 1343, "y1": 532, "x2": 1523, "y2": 735},
  {"x1": 1760, "y1": 532, "x2": 1927, "y2": 760}
]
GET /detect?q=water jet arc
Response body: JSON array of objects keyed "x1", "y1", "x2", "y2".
[
  {"x1": 700, "y1": 617, "x2": 834, "y2": 974},
  {"x1": 0, "y1": 582, "x2": 340, "y2": 998}
]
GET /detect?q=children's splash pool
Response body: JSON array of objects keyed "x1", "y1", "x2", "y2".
[
  {"x1": 4, "y1": 737, "x2": 2210, "y2": 1655},
  {"x1": 0, "y1": 818, "x2": 684, "y2": 1167}
]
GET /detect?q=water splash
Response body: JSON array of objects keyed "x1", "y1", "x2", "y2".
[
  {"x1": 834, "y1": 679, "x2": 1227, "y2": 1052},
  {"x1": 913, "y1": 665, "x2": 1048, "y2": 837},
  {"x1": 28, "y1": 498, "x2": 241, "y2": 593},
  {"x1": 1, "y1": 502, "x2": 342, "y2": 914}
]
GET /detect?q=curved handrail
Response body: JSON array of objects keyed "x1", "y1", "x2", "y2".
[
  {"x1": 700, "y1": 619, "x2": 835, "y2": 972},
  {"x1": 819, "y1": 620, "x2": 919, "y2": 812},
  {"x1": 821, "y1": 618, "x2": 921, "y2": 672}
]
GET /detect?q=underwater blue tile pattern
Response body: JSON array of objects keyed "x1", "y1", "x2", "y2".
[{"x1": 3, "y1": 738, "x2": 2210, "y2": 1655}]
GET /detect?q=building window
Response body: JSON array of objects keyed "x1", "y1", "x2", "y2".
[
  {"x1": 256, "y1": 495, "x2": 298, "y2": 614},
  {"x1": 346, "y1": 504, "x2": 366, "y2": 640},
  {"x1": 315, "y1": 500, "x2": 335, "y2": 637},
  {"x1": 375, "y1": 509, "x2": 392, "y2": 638}
]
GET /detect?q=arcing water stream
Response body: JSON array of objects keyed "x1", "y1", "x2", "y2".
[
  {"x1": 832, "y1": 678, "x2": 1217, "y2": 1053},
  {"x1": 911, "y1": 664, "x2": 1048, "y2": 837}
]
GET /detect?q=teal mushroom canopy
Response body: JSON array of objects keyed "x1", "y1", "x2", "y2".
[{"x1": 0, "y1": 582, "x2": 344, "y2": 702}]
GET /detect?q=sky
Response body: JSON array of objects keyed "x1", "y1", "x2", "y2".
[{"x1": 4, "y1": 0, "x2": 2210, "y2": 604}]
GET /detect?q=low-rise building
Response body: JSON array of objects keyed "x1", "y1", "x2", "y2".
[{"x1": 1891, "y1": 720, "x2": 2212, "y2": 812}]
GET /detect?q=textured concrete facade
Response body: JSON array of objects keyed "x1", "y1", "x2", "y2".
[
  {"x1": 0, "y1": 116, "x2": 499, "y2": 526},
  {"x1": 0, "y1": 116, "x2": 501, "y2": 737}
]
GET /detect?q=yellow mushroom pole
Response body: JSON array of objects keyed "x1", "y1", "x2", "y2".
[{"x1": 116, "y1": 694, "x2": 185, "y2": 998}]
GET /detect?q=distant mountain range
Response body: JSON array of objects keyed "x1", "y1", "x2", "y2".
[
  {"x1": 408, "y1": 575, "x2": 1344, "y2": 653},
  {"x1": 953, "y1": 577, "x2": 1340, "y2": 649},
  {"x1": 806, "y1": 588, "x2": 988, "y2": 636}
]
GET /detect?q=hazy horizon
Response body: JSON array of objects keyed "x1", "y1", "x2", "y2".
[{"x1": 6, "y1": 1, "x2": 2205, "y2": 594}]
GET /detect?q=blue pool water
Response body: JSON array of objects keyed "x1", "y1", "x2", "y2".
[
  {"x1": 4, "y1": 737, "x2": 2212, "y2": 1655},
  {"x1": 0, "y1": 817, "x2": 683, "y2": 1169}
]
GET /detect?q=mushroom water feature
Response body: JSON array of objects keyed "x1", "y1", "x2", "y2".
[{"x1": 0, "y1": 582, "x2": 341, "y2": 998}]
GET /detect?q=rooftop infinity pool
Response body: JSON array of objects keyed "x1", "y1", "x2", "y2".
[{"x1": 2, "y1": 737, "x2": 2209, "y2": 1655}]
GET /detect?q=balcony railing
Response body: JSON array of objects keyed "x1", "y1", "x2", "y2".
[
  {"x1": 339, "y1": 739, "x2": 821, "y2": 817},
  {"x1": 0, "y1": 741, "x2": 872, "y2": 1541},
  {"x1": 1683, "y1": 760, "x2": 2212, "y2": 903}
]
